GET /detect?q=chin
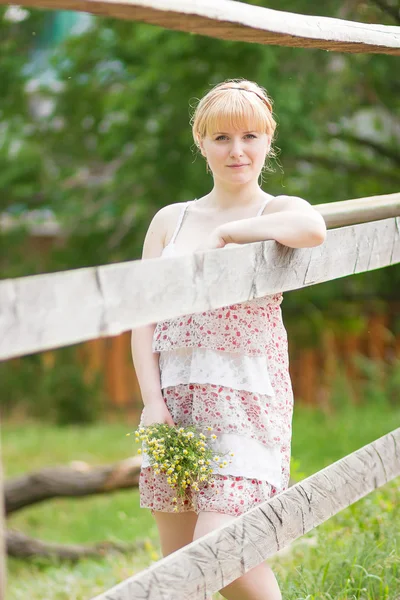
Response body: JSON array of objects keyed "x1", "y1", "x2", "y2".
[{"x1": 228, "y1": 174, "x2": 254, "y2": 185}]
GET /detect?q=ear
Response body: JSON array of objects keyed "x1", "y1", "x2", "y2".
[
  {"x1": 197, "y1": 136, "x2": 206, "y2": 157},
  {"x1": 264, "y1": 137, "x2": 272, "y2": 156}
]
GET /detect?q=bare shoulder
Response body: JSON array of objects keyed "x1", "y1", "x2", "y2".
[
  {"x1": 154, "y1": 202, "x2": 186, "y2": 242},
  {"x1": 142, "y1": 202, "x2": 185, "y2": 259},
  {"x1": 154, "y1": 202, "x2": 183, "y2": 225},
  {"x1": 268, "y1": 194, "x2": 319, "y2": 214}
]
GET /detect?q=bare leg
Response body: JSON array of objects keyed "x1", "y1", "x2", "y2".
[
  {"x1": 193, "y1": 511, "x2": 282, "y2": 600},
  {"x1": 153, "y1": 510, "x2": 216, "y2": 599},
  {"x1": 152, "y1": 510, "x2": 198, "y2": 556}
]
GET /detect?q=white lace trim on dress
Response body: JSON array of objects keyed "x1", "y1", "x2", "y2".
[
  {"x1": 159, "y1": 347, "x2": 275, "y2": 396},
  {"x1": 141, "y1": 432, "x2": 282, "y2": 488}
]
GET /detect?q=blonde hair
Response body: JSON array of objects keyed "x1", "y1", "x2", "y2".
[{"x1": 191, "y1": 79, "x2": 276, "y2": 148}]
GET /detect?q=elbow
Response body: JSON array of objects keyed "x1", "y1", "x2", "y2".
[
  {"x1": 310, "y1": 225, "x2": 327, "y2": 247},
  {"x1": 291, "y1": 218, "x2": 326, "y2": 248},
  {"x1": 274, "y1": 214, "x2": 327, "y2": 248},
  {"x1": 308, "y1": 216, "x2": 327, "y2": 247}
]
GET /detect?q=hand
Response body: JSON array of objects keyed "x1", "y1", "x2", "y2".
[
  {"x1": 141, "y1": 400, "x2": 175, "y2": 428},
  {"x1": 196, "y1": 227, "x2": 231, "y2": 252}
]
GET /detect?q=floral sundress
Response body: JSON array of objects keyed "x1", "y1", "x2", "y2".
[{"x1": 139, "y1": 198, "x2": 293, "y2": 516}]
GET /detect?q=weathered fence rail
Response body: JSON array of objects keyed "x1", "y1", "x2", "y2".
[
  {"x1": 317, "y1": 192, "x2": 400, "y2": 228},
  {"x1": 0, "y1": 215, "x2": 399, "y2": 361},
  {"x1": 0, "y1": 0, "x2": 400, "y2": 54},
  {"x1": 91, "y1": 428, "x2": 400, "y2": 600}
]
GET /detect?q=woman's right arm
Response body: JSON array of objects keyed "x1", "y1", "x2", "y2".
[{"x1": 130, "y1": 206, "x2": 176, "y2": 426}]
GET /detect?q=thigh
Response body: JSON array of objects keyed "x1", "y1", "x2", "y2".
[
  {"x1": 153, "y1": 510, "x2": 198, "y2": 557},
  {"x1": 193, "y1": 510, "x2": 237, "y2": 541}
]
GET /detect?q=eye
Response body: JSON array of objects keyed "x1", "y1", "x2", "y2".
[
  {"x1": 215, "y1": 135, "x2": 228, "y2": 141},
  {"x1": 245, "y1": 134, "x2": 257, "y2": 139}
]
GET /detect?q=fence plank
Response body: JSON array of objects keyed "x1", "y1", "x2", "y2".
[
  {"x1": 0, "y1": 0, "x2": 399, "y2": 55},
  {"x1": 317, "y1": 192, "x2": 400, "y2": 228},
  {"x1": 92, "y1": 427, "x2": 400, "y2": 600},
  {"x1": 1, "y1": 217, "x2": 400, "y2": 361}
]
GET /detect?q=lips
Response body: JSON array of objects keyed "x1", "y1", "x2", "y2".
[{"x1": 228, "y1": 164, "x2": 249, "y2": 168}]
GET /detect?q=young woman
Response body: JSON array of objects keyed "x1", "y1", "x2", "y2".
[{"x1": 131, "y1": 79, "x2": 326, "y2": 600}]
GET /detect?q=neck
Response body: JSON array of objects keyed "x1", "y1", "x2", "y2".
[{"x1": 205, "y1": 179, "x2": 265, "y2": 211}]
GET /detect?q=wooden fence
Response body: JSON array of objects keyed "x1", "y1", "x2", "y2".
[
  {"x1": 3, "y1": 193, "x2": 400, "y2": 410},
  {"x1": 0, "y1": 2, "x2": 399, "y2": 600}
]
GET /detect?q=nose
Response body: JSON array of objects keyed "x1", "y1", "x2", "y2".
[{"x1": 229, "y1": 138, "x2": 244, "y2": 158}]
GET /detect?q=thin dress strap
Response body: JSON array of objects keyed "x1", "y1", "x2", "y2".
[
  {"x1": 169, "y1": 197, "x2": 270, "y2": 246},
  {"x1": 256, "y1": 195, "x2": 273, "y2": 217},
  {"x1": 169, "y1": 200, "x2": 193, "y2": 245}
]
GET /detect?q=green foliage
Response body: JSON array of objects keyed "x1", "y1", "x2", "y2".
[
  {"x1": 354, "y1": 355, "x2": 400, "y2": 408},
  {"x1": 0, "y1": 348, "x2": 104, "y2": 425},
  {"x1": 0, "y1": 8, "x2": 46, "y2": 117},
  {"x1": 42, "y1": 359, "x2": 104, "y2": 426},
  {"x1": 293, "y1": 352, "x2": 400, "y2": 413},
  {"x1": 329, "y1": 368, "x2": 358, "y2": 412}
]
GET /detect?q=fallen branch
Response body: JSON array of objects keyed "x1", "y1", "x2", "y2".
[
  {"x1": 6, "y1": 529, "x2": 146, "y2": 560},
  {"x1": 5, "y1": 456, "x2": 142, "y2": 515}
]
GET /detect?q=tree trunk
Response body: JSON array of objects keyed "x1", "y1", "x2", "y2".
[
  {"x1": 5, "y1": 456, "x2": 142, "y2": 515},
  {"x1": 6, "y1": 529, "x2": 145, "y2": 561}
]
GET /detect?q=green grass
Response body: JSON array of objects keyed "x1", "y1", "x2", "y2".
[{"x1": 3, "y1": 402, "x2": 400, "y2": 600}]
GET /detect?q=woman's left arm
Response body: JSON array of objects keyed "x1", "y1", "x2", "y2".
[{"x1": 217, "y1": 196, "x2": 327, "y2": 249}]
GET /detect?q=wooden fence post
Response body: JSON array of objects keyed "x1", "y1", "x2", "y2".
[{"x1": 0, "y1": 427, "x2": 6, "y2": 600}]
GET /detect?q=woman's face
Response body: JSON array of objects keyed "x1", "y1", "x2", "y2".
[{"x1": 199, "y1": 126, "x2": 271, "y2": 186}]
